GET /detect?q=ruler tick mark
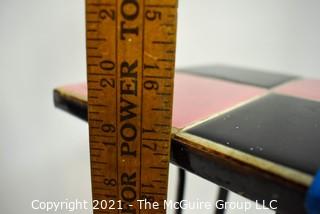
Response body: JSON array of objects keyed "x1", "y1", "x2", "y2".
[
  {"x1": 87, "y1": 55, "x2": 103, "y2": 58},
  {"x1": 153, "y1": 41, "x2": 174, "y2": 45},
  {"x1": 89, "y1": 103, "x2": 108, "y2": 107},
  {"x1": 150, "y1": 166, "x2": 167, "y2": 170},
  {"x1": 161, "y1": 23, "x2": 174, "y2": 27},
  {"x1": 144, "y1": 75, "x2": 171, "y2": 79},
  {"x1": 145, "y1": 4, "x2": 176, "y2": 8},
  {"x1": 89, "y1": 118, "x2": 103, "y2": 122},
  {"x1": 157, "y1": 58, "x2": 174, "y2": 62},
  {"x1": 88, "y1": 73, "x2": 114, "y2": 77},
  {"x1": 88, "y1": 88, "x2": 103, "y2": 91},
  {"x1": 87, "y1": 46, "x2": 98, "y2": 50},
  {"x1": 91, "y1": 148, "x2": 104, "y2": 151},
  {"x1": 152, "y1": 107, "x2": 170, "y2": 112},
  {"x1": 87, "y1": 20, "x2": 100, "y2": 24},
  {"x1": 154, "y1": 124, "x2": 170, "y2": 128},
  {"x1": 87, "y1": 29, "x2": 98, "y2": 33},
  {"x1": 103, "y1": 142, "x2": 116, "y2": 146},
  {"x1": 142, "y1": 191, "x2": 166, "y2": 196},
  {"x1": 87, "y1": 3, "x2": 114, "y2": 7},
  {"x1": 86, "y1": 11, "x2": 98, "y2": 14},
  {"x1": 156, "y1": 92, "x2": 171, "y2": 96},
  {"x1": 88, "y1": 80, "x2": 99, "y2": 83},
  {"x1": 143, "y1": 138, "x2": 168, "y2": 142},
  {"x1": 92, "y1": 161, "x2": 107, "y2": 164},
  {"x1": 90, "y1": 134, "x2": 114, "y2": 138},
  {"x1": 87, "y1": 38, "x2": 106, "y2": 41}
]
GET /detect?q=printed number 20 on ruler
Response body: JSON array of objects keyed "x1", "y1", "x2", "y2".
[{"x1": 86, "y1": 0, "x2": 178, "y2": 213}]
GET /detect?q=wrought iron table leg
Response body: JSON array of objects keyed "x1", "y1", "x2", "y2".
[
  {"x1": 215, "y1": 187, "x2": 229, "y2": 214},
  {"x1": 176, "y1": 168, "x2": 186, "y2": 214}
]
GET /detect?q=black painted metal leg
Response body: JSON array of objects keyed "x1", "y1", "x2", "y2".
[
  {"x1": 176, "y1": 168, "x2": 186, "y2": 214},
  {"x1": 215, "y1": 187, "x2": 229, "y2": 214}
]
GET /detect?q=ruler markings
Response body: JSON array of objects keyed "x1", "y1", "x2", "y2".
[
  {"x1": 88, "y1": 73, "x2": 114, "y2": 76},
  {"x1": 156, "y1": 92, "x2": 171, "y2": 96},
  {"x1": 165, "y1": 50, "x2": 175, "y2": 54},
  {"x1": 89, "y1": 96, "x2": 99, "y2": 100},
  {"x1": 154, "y1": 124, "x2": 169, "y2": 127},
  {"x1": 88, "y1": 80, "x2": 99, "y2": 83},
  {"x1": 142, "y1": 138, "x2": 167, "y2": 142},
  {"x1": 87, "y1": 3, "x2": 114, "y2": 6},
  {"x1": 87, "y1": 55, "x2": 103, "y2": 58},
  {"x1": 115, "y1": 3, "x2": 119, "y2": 211},
  {"x1": 151, "y1": 107, "x2": 170, "y2": 112},
  {"x1": 87, "y1": 37, "x2": 106, "y2": 41},
  {"x1": 152, "y1": 40, "x2": 174, "y2": 45},
  {"x1": 160, "y1": 23, "x2": 174, "y2": 27},
  {"x1": 150, "y1": 166, "x2": 167, "y2": 170},
  {"x1": 143, "y1": 75, "x2": 171, "y2": 79},
  {"x1": 145, "y1": 4, "x2": 176, "y2": 8},
  {"x1": 86, "y1": 1, "x2": 177, "y2": 213},
  {"x1": 87, "y1": 30, "x2": 98, "y2": 33},
  {"x1": 88, "y1": 88, "x2": 103, "y2": 91},
  {"x1": 89, "y1": 104, "x2": 108, "y2": 107},
  {"x1": 87, "y1": 47, "x2": 98, "y2": 50},
  {"x1": 87, "y1": 20, "x2": 101, "y2": 24},
  {"x1": 92, "y1": 167, "x2": 102, "y2": 171},
  {"x1": 92, "y1": 161, "x2": 108, "y2": 164},
  {"x1": 92, "y1": 148, "x2": 104, "y2": 151},
  {"x1": 89, "y1": 111, "x2": 100, "y2": 114},
  {"x1": 90, "y1": 134, "x2": 115, "y2": 138},
  {"x1": 89, "y1": 118, "x2": 103, "y2": 122},
  {"x1": 141, "y1": 191, "x2": 166, "y2": 196},
  {"x1": 160, "y1": 131, "x2": 170, "y2": 134},
  {"x1": 140, "y1": 1, "x2": 146, "y2": 211},
  {"x1": 102, "y1": 142, "x2": 116, "y2": 146},
  {"x1": 152, "y1": 180, "x2": 164, "y2": 183},
  {"x1": 86, "y1": 11, "x2": 98, "y2": 14},
  {"x1": 157, "y1": 58, "x2": 174, "y2": 62},
  {"x1": 91, "y1": 126, "x2": 102, "y2": 129},
  {"x1": 95, "y1": 187, "x2": 115, "y2": 191}
]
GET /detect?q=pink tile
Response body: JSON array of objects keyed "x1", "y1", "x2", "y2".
[
  {"x1": 60, "y1": 83, "x2": 87, "y2": 99},
  {"x1": 274, "y1": 79, "x2": 320, "y2": 102},
  {"x1": 172, "y1": 73, "x2": 266, "y2": 128},
  {"x1": 58, "y1": 73, "x2": 266, "y2": 128}
]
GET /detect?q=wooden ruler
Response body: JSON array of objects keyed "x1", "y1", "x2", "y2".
[{"x1": 86, "y1": 0, "x2": 177, "y2": 213}]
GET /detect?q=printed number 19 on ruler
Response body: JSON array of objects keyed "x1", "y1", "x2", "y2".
[{"x1": 86, "y1": 0, "x2": 178, "y2": 213}]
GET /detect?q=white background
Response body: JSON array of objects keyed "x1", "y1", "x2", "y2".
[{"x1": 1, "y1": 0, "x2": 320, "y2": 213}]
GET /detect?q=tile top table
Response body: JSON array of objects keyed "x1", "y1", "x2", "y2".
[{"x1": 54, "y1": 65, "x2": 320, "y2": 214}]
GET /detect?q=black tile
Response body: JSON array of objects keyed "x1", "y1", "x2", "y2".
[
  {"x1": 53, "y1": 89, "x2": 88, "y2": 121},
  {"x1": 187, "y1": 94, "x2": 320, "y2": 175},
  {"x1": 181, "y1": 65, "x2": 298, "y2": 88}
]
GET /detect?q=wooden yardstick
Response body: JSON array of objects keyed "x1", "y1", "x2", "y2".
[{"x1": 85, "y1": 0, "x2": 178, "y2": 213}]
